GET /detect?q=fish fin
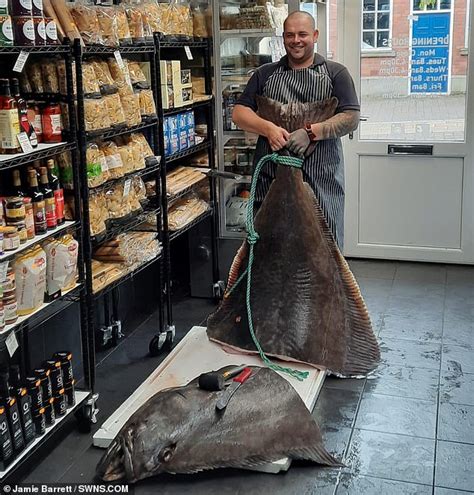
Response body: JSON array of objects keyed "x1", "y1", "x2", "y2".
[
  {"x1": 288, "y1": 446, "x2": 343, "y2": 467},
  {"x1": 303, "y1": 183, "x2": 380, "y2": 376},
  {"x1": 226, "y1": 241, "x2": 248, "y2": 291}
]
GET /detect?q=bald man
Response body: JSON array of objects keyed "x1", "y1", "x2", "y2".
[{"x1": 233, "y1": 11, "x2": 360, "y2": 249}]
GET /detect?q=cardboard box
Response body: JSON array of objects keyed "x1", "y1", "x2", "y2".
[
  {"x1": 160, "y1": 60, "x2": 181, "y2": 87},
  {"x1": 180, "y1": 69, "x2": 192, "y2": 88},
  {"x1": 161, "y1": 85, "x2": 174, "y2": 110},
  {"x1": 174, "y1": 86, "x2": 193, "y2": 107}
]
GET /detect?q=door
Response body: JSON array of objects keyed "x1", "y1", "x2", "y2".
[{"x1": 341, "y1": 0, "x2": 474, "y2": 263}]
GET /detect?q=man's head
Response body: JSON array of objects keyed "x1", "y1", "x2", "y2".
[{"x1": 283, "y1": 11, "x2": 318, "y2": 68}]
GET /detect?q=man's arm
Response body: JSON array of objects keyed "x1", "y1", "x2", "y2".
[
  {"x1": 232, "y1": 104, "x2": 290, "y2": 151},
  {"x1": 310, "y1": 110, "x2": 360, "y2": 141}
]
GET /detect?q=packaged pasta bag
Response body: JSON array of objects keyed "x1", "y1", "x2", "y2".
[
  {"x1": 129, "y1": 132, "x2": 154, "y2": 167},
  {"x1": 27, "y1": 62, "x2": 44, "y2": 93},
  {"x1": 107, "y1": 57, "x2": 133, "y2": 95},
  {"x1": 41, "y1": 60, "x2": 60, "y2": 93},
  {"x1": 89, "y1": 189, "x2": 108, "y2": 237},
  {"x1": 90, "y1": 58, "x2": 118, "y2": 95},
  {"x1": 82, "y1": 61, "x2": 101, "y2": 97},
  {"x1": 123, "y1": 134, "x2": 146, "y2": 171},
  {"x1": 120, "y1": 92, "x2": 141, "y2": 127},
  {"x1": 116, "y1": 5, "x2": 132, "y2": 45},
  {"x1": 86, "y1": 142, "x2": 108, "y2": 188},
  {"x1": 105, "y1": 180, "x2": 132, "y2": 220},
  {"x1": 137, "y1": 88, "x2": 157, "y2": 120},
  {"x1": 69, "y1": 0, "x2": 104, "y2": 45},
  {"x1": 99, "y1": 141, "x2": 124, "y2": 179},
  {"x1": 103, "y1": 92, "x2": 127, "y2": 127},
  {"x1": 124, "y1": 1, "x2": 145, "y2": 43},
  {"x1": 15, "y1": 246, "x2": 47, "y2": 315},
  {"x1": 84, "y1": 97, "x2": 112, "y2": 133},
  {"x1": 114, "y1": 137, "x2": 135, "y2": 174},
  {"x1": 96, "y1": 5, "x2": 120, "y2": 47},
  {"x1": 127, "y1": 61, "x2": 149, "y2": 88},
  {"x1": 132, "y1": 175, "x2": 148, "y2": 206}
]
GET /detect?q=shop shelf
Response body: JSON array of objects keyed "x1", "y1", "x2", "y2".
[
  {"x1": 93, "y1": 252, "x2": 163, "y2": 298},
  {"x1": 159, "y1": 38, "x2": 208, "y2": 49},
  {"x1": 0, "y1": 390, "x2": 91, "y2": 481},
  {"x1": 85, "y1": 120, "x2": 158, "y2": 142},
  {"x1": 83, "y1": 44, "x2": 154, "y2": 55},
  {"x1": 163, "y1": 97, "x2": 213, "y2": 117},
  {"x1": 0, "y1": 45, "x2": 71, "y2": 54},
  {"x1": 91, "y1": 207, "x2": 161, "y2": 248},
  {"x1": 0, "y1": 221, "x2": 79, "y2": 262},
  {"x1": 90, "y1": 160, "x2": 161, "y2": 191},
  {"x1": 166, "y1": 141, "x2": 210, "y2": 164},
  {"x1": 0, "y1": 142, "x2": 76, "y2": 170},
  {"x1": 167, "y1": 177, "x2": 208, "y2": 202},
  {"x1": 169, "y1": 208, "x2": 213, "y2": 242},
  {"x1": 0, "y1": 284, "x2": 83, "y2": 336}
]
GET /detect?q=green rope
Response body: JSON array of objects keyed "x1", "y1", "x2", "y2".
[{"x1": 226, "y1": 152, "x2": 309, "y2": 382}]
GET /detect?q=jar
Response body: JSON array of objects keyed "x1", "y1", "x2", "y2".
[
  {"x1": 23, "y1": 197, "x2": 35, "y2": 240},
  {"x1": 4, "y1": 294, "x2": 17, "y2": 325},
  {"x1": 3, "y1": 266, "x2": 15, "y2": 292},
  {"x1": 12, "y1": 16, "x2": 36, "y2": 46},
  {"x1": 5, "y1": 197, "x2": 26, "y2": 223},
  {"x1": 10, "y1": 0, "x2": 32, "y2": 17},
  {"x1": 0, "y1": 226, "x2": 20, "y2": 251},
  {"x1": 33, "y1": 16, "x2": 45, "y2": 45},
  {"x1": 41, "y1": 104, "x2": 62, "y2": 143},
  {"x1": 8, "y1": 219, "x2": 27, "y2": 243}
]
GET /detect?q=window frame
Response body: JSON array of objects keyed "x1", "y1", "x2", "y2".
[
  {"x1": 466, "y1": 0, "x2": 471, "y2": 49},
  {"x1": 361, "y1": 0, "x2": 393, "y2": 52},
  {"x1": 413, "y1": 0, "x2": 452, "y2": 12}
]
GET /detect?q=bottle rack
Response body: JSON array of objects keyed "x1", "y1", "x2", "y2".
[{"x1": 0, "y1": 43, "x2": 93, "y2": 483}]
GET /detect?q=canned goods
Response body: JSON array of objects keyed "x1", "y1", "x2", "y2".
[
  {"x1": 33, "y1": 368, "x2": 52, "y2": 406},
  {"x1": 25, "y1": 376, "x2": 43, "y2": 412},
  {"x1": 53, "y1": 352, "x2": 74, "y2": 385},
  {"x1": 64, "y1": 382, "x2": 76, "y2": 408},
  {"x1": 32, "y1": 407, "x2": 46, "y2": 435}
]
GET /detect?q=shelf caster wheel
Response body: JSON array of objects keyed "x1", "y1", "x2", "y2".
[
  {"x1": 149, "y1": 333, "x2": 167, "y2": 356},
  {"x1": 75, "y1": 393, "x2": 99, "y2": 433}
]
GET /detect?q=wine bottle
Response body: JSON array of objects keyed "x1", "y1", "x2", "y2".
[
  {"x1": 27, "y1": 169, "x2": 47, "y2": 235},
  {"x1": 46, "y1": 159, "x2": 64, "y2": 225},
  {"x1": 0, "y1": 79, "x2": 21, "y2": 154},
  {"x1": 11, "y1": 78, "x2": 38, "y2": 148},
  {"x1": 39, "y1": 166, "x2": 57, "y2": 230}
]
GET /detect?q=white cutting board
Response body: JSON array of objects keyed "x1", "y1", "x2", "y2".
[{"x1": 93, "y1": 326, "x2": 326, "y2": 473}]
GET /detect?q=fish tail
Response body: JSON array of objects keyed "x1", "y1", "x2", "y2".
[{"x1": 289, "y1": 446, "x2": 343, "y2": 467}]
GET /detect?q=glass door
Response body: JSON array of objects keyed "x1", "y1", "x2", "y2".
[{"x1": 342, "y1": 0, "x2": 474, "y2": 263}]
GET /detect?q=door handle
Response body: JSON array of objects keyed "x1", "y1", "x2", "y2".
[{"x1": 388, "y1": 144, "x2": 433, "y2": 155}]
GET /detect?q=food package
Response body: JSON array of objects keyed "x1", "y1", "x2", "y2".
[
  {"x1": 86, "y1": 142, "x2": 109, "y2": 188},
  {"x1": 167, "y1": 193, "x2": 209, "y2": 231},
  {"x1": 15, "y1": 247, "x2": 47, "y2": 316},
  {"x1": 143, "y1": 0, "x2": 162, "y2": 35},
  {"x1": 124, "y1": 3, "x2": 145, "y2": 42},
  {"x1": 115, "y1": 139, "x2": 135, "y2": 174},
  {"x1": 89, "y1": 189, "x2": 108, "y2": 237},
  {"x1": 57, "y1": 59, "x2": 68, "y2": 95},
  {"x1": 166, "y1": 166, "x2": 206, "y2": 197},
  {"x1": 60, "y1": 102, "x2": 70, "y2": 130},
  {"x1": 120, "y1": 92, "x2": 141, "y2": 127},
  {"x1": 189, "y1": 151, "x2": 209, "y2": 166},
  {"x1": 43, "y1": 0, "x2": 66, "y2": 42},
  {"x1": 116, "y1": 6, "x2": 132, "y2": 44},
  {"x1": 84, "y1": 97, "x2": 111, "y2": 132},
  {"x1": 108, "y1": 57, "x2": 133, "y2": 95},
  {"x1": 128, "y1": 180, "x2": 143, "y2": 213},
  {"x1": 41, "y1": 60, "x2": 60, "y2": 93},
  {"x1": 91, "y1": 260, "x2": 124, "y2": 293},
  {"x1": 57, "y1": 151, "x2": 74, "y2": 190},
  {"x1": 138, "y1": 89, "x2": 157, "y2": 119},
  {"x1": 144, "y1": 180, "x2": 156, "y2": 198},
  {"x1": 170, "y1": 3, "x2": 193, "y2": 37},
  {"x1": 124, "y1": 135, "x2": 146, "y2": 171},
  {"x1": 132, "y1": 175, "x2": 147, "y2": 204},
  {"x1": 127, "y1": 61, "x2": 148, "y2": 87},
  {"x1": 49, "y1": 0, "x2": 83, "y2": 44},
  {"x1": 82, "y1": 61, "x2": 101, "y2": 96},
  {"x1": 20, "y1": 72, "x2": 33, "y2": 94},
  {"x1": 192, "y1": 4, "x2": 211, "y2": 38},
  {"x1": 27, "y1": 62, "x2": 44, "y2": 93},
  {"x1": 130, "y1": 132, "x2": 154, "y2": 162},
  {"x1": 63, "y1": 195, "x2": 75, "y2": 221},
  {"x1": 103, "y1": 93, "x2": 127, "y2": 127},
  {"x1": 43, "y1": 234, "x2": 78, "y2": 298},
  {"x1": 69, "y1": 1, "x2": 104, "y2": 45},
  {"x1": 90, "y1": 58, "x2": 117, "y2": 94},
  {"x1": 99, "y1": 141, "x2": 124, "y2": 179},
  {"x1": 105, "y1": 180, "x2": 132, "y2": 220},
  {"x1": 96, "y1": 5, "x2": 120, "y2": 47}
]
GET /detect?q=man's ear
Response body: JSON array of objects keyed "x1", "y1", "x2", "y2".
[{"x1": 313, "y1": 29, "x2": 319, "y2": 43}]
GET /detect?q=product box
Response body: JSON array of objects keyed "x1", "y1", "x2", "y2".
[
  {"x1": 168, "y1": 115, "x2": 179, "y2": 156},
  {"x1": 160, "y1": 60, "x2": 181, "y2": 88},
  {"x1": 177, "y1": 113, "x2": 188, "y2": 152},
  {"x1": 161, "y1": 85, "x2": 174, "y2": 110},
  {"x1": 174, "y1": 86, "x2": 193, "y2": 108},
  {"x1": 180, "y1": 69, "x2": 192, "y2": 87},
  {"x1": 186, "y1": 111, "x2": 195, "y2": 147},
  {"x1": 163, "y1": 116, "x2": 170, "y2": 156}
]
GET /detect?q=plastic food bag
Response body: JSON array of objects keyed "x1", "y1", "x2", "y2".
[
  {"x1": 69, "y1": 1, "x2": 104, "y2": 45},
  {"x1": 90, "y1": 58, "x2": 117, "y2": 94},
  {"x1": 27, "y1": 62, "x2": 44, "y2": 93},
  {"x1": 57, "y1": 151, "x2": 74, "y2": 190},
  {"x1": 84, "y1": 97, "x2": 111, "y2": 132},
  {"x1": 120, "y1": 92, "x2": 141, "y2": 127},
  {"x1": 41, "y1": 60, "x2": 60, "y2": 93},
  {"x1": 82, "y1": 61, "x2": 101, "y2": 96},
  {"x1": 43, "y1": 234, "x2": 78, "y2": 298},
  {"x1": 99, "y1": 141, "x2": 124, "y2": 179},
  {"x1": 89, "y1": 189, "x2": 108, "y2": 236},
  {"x1": 15, "y1": 246, "x2": 47, "y2": 316},
  {"x1": 130, "y1": 132, "x2": 154, "y2": 160},
  {"x1": 138, "y1": 89, "x2": 157, "y2": 119},
  {"x1": 108, "y1": 57, "x2": 133, "y2": 95},
  {"x1": 96, "y1": 6, "x2": 120, "y2": 47},
  {"x1": 103, "y1": 93, "x2": 127, "y2": 127},
  {"x1": 124, "y1": 2, "x2": 145, "y2": 43},
  {"x1": 116, "y1": 6, "x2": 132, "y2": 44},
  {"x1": 105, "y1": 180, "x2": 132, "y2": 220},
  {"x1": 127, "y1": 61, "x2": 148, "y2": 87},
  {"x1": 115, "y1": 138, "x2": 135, "y2": 174},
  {"x1": 86, "y1": 142, "x2": 107, "y2": 188},
  {"x1": 123, "y1": 134, "x2": 146, "y2": 171}
]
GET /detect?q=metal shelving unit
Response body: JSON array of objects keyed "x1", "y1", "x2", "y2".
[{"x1": 0, "y1": 42, "x2": 93, "y2": 483}]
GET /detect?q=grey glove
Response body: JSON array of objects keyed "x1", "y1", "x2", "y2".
[{"x1": 286, "y1": 128, "x2": 311, "y2": 158}]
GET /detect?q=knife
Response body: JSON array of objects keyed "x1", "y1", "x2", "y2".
[{"x1": 215, "y1": 367, "x2": 252, "y2": 411}]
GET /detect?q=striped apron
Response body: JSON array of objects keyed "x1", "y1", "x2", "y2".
[{"x1": 253, "y1": 62, "x2": 345, "y2": 249}]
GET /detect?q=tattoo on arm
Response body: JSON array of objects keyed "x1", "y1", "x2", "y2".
[{"x1": 316, "y1": 110, "x2": 360, "y2": 140}]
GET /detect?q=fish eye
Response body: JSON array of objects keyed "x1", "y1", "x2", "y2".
[{"x1": 159, "y1": 443, "x2": 177, "y2": 463}]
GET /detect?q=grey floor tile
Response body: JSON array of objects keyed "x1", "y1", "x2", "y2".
[
  {"x1": 438, "y1": 403, "x2": 474, "y2": 444},
  {"x1": 379, "y1": 337, "x2": 441, "y2": 370},
  {"x1": 348, "y1": 259, "x2": 397, "y2": 280},
  {"x1": 443, "y1": 315, "x2": 474, "y2": 348},
  {"x1": 346, "y1": 429, "x2": 435, "y2": 485},
  {"x1": 356, "y1": 277, "x2": 393, "y2": 297},
  {"x1": 313, "y1": 388, "x2": 361, "y2": 429},
  {"x1": 446, "y1": 265, "x2": 474, "y2": 286},
  {"x1": 390, "y1": 279, "x2": 445, "y2": 299},
  {"x1": 435, "y1": 441, "x2": 474, "y2": 492},
  {"x1": 435, "y1": 488, "x2": 474, "y2": 494},
  {"x1": 394, "y1": 262, "x2": 447, "y2": 284},
  {"x1": 440, "y1": 370, "x2": 474, "y2": 405},
  {"x1": 321, "y1": 426, "x2": 353, "y2": 460},
  {"x1": 336, "y1": 473, "x2": 432, "y2": 494},
  {"x1": 386, "y1": 295, "x2": 445, "y2": 318},
  {"x1": 380, "y1": 314, "x2": 443, "y2": 343},
  {"x1": 365, "y1": 364, "x2": 439, "y2": 401},
  {"x1": 442, "y1": 344, "x2": 474, "y2": 374},
  {"x1": 324, "y1": 376, "x2": 366, "y2": 394},
  {"x1": 355, "y1": 394, "x2": 436, "y2": 439}
]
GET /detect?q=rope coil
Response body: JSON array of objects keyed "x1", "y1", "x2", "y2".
[{"x1": 226, "y1": 152, "x2": 309, "y2": 382}]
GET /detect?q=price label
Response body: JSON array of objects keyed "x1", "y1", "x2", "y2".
[
  {"x1": 123, "y1": 178, "x2": 132, "y2": 197},
  {"x1": 13, "y1": 50, "x2": 29, "y2": 73},
  {"x1": 17, "y1": 132, "x2": 34, "y2": 153},
  {"x1": 6, "y1": 331, "x2": 19, "y2": 358},
  {"x1": 184, "y1": 46, "x2": 193, "y2": 60},
  {"x1": 114, "y1": 50, "x2": 125, "y2": 70},
  {"x1": 156, "y1": 156, "x2": 162, "y2": 164}
]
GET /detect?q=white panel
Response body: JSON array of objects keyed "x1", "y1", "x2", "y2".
[{"x1": 358, "y1": 156, "x2": 463, "y2": 249}]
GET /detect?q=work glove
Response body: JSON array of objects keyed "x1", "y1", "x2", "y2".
[{"x1": 286, "y1": 128, "x2": 311, "y2": 158}]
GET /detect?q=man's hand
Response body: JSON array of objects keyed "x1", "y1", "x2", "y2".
[
  {"x1": 265, "y1": 122, "x2": 290, "y2": 151},
  {"x1": 286, "y1": 128, "x2": 311, "y2": 157}
]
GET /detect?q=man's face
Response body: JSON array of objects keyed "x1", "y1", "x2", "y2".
[{"x1": 283, "y1": 16, "x2": 318, "y2": 65}]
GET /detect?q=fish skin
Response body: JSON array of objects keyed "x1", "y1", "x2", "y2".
[
  {"x1": 96, "y1": 367, "x2": 340, "y2": 484},
  {"x1": 207, "y1": 165, "x2": 380, "y2": 377}
]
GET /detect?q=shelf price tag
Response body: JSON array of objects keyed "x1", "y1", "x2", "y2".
[
  {"x1": 13, "y1": 50, "x2": 29, "y2": 73},
  {"x1": 6, "y1": 331, "x2": 19, "y2": 357},
  {"x1": 17, "y1": 132, "x2": 34, "y2": 153},
  {"x1": 123, "y1": 178, "x2": 132, "y2": 197},
  {"x1": 184, "y1": 46, "x2": 193, "y2": 60},
  {"x1": 114, "y1": 50, "x2": 125, "y2": 70}
]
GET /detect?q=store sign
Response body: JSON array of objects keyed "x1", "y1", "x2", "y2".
[{"x1": 410, "y1": 12, "x2": 451, "y2": 94}]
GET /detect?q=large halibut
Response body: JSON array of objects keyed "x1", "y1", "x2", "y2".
[{"x1": 207, "y1": 165, "x2": 380, "y2": 377}]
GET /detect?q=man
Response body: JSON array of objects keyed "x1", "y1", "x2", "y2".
[{"x1": 232, "y1": 11, "x2": 360, "y2": 249}]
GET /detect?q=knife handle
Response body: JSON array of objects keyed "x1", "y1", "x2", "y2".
[{"x1": 233, "y1": 367, "x2": 252, "y2": 383}]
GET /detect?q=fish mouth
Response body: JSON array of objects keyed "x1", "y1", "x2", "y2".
[{"x1": 96, "y1": 438, "x2": 127, "y2": 482}]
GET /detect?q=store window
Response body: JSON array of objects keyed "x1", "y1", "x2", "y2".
[
  {"x1": 413, "y1": 0, "x2": 452, "y2": 11},
  {"x1": 362, "y1": 0, "x2": 392, "y2": 50}
]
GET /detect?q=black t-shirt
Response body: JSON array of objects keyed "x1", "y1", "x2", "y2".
[{"x1": 237, "y1": 53, "x2": 360, "y2": 113}]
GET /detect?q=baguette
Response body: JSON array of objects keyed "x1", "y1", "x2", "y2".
[{"x1": 50, "y1": 0, "x2": 84, "y2": 45}]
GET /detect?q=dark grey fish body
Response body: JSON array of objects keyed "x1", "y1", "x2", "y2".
[
  {"x1": 96, "y1": 367, "x2": 339, "y2": 484},
  {"x1": 207, "y1": 165, "x2": 380, "y2": 377}
]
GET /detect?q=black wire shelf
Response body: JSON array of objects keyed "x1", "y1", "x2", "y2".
[
  {"x1": 85, "y1": 119, "x2": 158, "y2": 142},
  {"x1": 166, "y1": 141, "x2": 210, "y2": 164},
  {"x1": 167, "y1": 177, "x2": 208, "y2": 203},
  {"x1": 169, "y1": 209, "x2": 212, "y2": 242},
  {"x1": 159, "y1": 39, "x2": 208, "y2": 48},
  {"x1": 93, "y1": 252, "x2": 162, "y2": 298},
  {"x1": 0, "y1": 45, "x2": 71, "y2": 54},
  {"x1": 83, "y1": 44, "x2": 155, "y2": 55},
  {"x1": 0, "y1": 142, "x2": 76, "y2": 170},
  {"x1": 91, "y1": 207, "x2": 161, "y2": 248},
  {"x1": 163, "y1": 97, "x2": 213, "y2": 117},
  {"x1": 90, "y1": 160, "x2": 161, "y2": 191}
]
